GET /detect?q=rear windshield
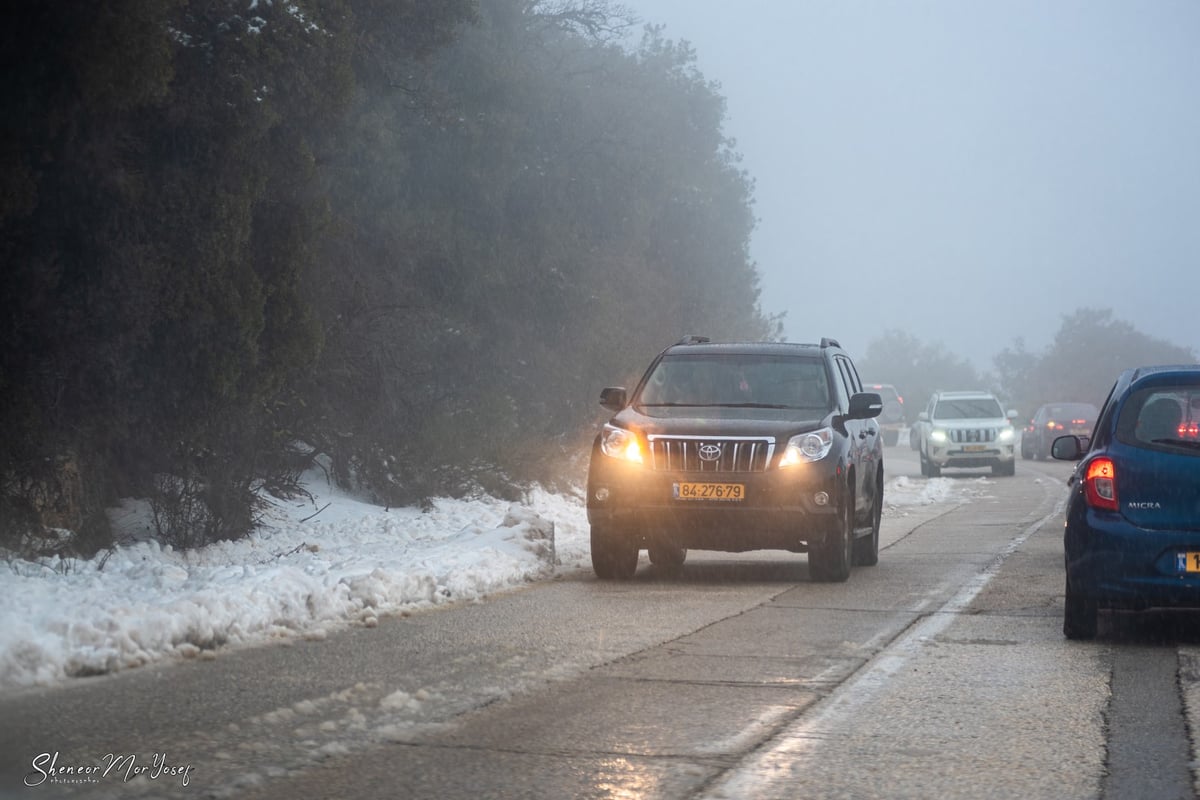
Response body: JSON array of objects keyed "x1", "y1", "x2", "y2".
[
  {"x1": 1116, "y1": 387, "x2": 1200, "y2": 453},
  {"x1": 638, "y1": 354, "x2": 831, "y2": 410},
  {"x1": 934, "y1": 397, "x2": 1002, "y2": 420}
]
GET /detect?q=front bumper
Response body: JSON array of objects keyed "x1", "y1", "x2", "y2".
[
  {"x1": 928, "y1": 443, "x2": 1015, "y2": 469},
  {"x1": 1065, "y1": 507, "x2": 1200, "y2": 610},
  {"x1": 586, "y1": 455, "x2": 842, "y2": 553}
]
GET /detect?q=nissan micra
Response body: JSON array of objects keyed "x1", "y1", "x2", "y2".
[{"x1": 1053, "y1": 365, "x2": 1200, "y2": 639}]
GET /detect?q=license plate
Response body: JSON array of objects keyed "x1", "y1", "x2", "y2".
[
  {"x1": 1177, "y1": 553, "x2": 1200, "y2": 573},
  {"x1": 673, "y1": 482, "x2": 744, "y2": 501},
  {"x1": 963, "y1": 444, "x2": 987, "y2": 452}
]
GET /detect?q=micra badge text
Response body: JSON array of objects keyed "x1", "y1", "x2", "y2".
[{"x1": 25, "y1": 751, "x2": 194, "y2": 787}]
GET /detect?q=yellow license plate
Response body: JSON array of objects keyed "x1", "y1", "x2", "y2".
[
  {"x1": 673, "y1": 482, "x2": 745, "y2": 501},
  {"x1": 1180, "y1": 553, "x2": 1200, "y2": 573},
  {"x1": 963, "y1": 444, "x2": 987, "y2": 452}
]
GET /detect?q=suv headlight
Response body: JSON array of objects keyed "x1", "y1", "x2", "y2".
[
  {"x1": 779, "y1": 427, "x2": 833, "y2": 467},
  {"x1": 600, "y1": 424, "x2": 644, "y2": 464},
  {"x1": 930, "y1": 428, "x2": 948, "y2": 444},
  {"x1": 997, "y1": 427, "x2": 1015, "y2": 443}
]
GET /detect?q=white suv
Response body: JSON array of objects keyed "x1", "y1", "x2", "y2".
[{"x1": 914, "y1": 390, "x2": 1018, "y2": 477}]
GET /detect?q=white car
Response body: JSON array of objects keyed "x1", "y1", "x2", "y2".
[{"x1": 914, "y1": 390, "x2": 1018, "y2": 477}]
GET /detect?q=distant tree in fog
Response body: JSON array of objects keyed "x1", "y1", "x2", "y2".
[
  {"x1": 995, "y1": 308, "x2": 1196, "y2": 418},
  {"x1": 856, "y1": 330, "x2": 981, "y2": 423}
]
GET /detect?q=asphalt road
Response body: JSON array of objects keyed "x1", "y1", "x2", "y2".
[{"x1": 3, "y1": 449, "x2": 1199, "y2": 799}]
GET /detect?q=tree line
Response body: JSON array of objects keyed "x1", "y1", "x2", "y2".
[
  {"x1": 857, "y1": 308, "x2": 1195, "y2": 425},
  {"x1": 0, "y1": 0, "x2": 779, "y2": 554}
]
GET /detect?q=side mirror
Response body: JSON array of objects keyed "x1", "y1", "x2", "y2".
[
  {"x1": 1007, "y1": 409, "x2": 1019, "y2": 420},
  {"x1": 599, "y1": 387, "x2": 627, "y2": 412},
  {"x1": 918, "y1": 411, "x2": 930, "y2": 423},
  {"x1": 1051, "y1": 435, "x2": 1086, "y2": 461},
  {"x1": 847, "y1": 392, "x2": 883, "y2": 420}
]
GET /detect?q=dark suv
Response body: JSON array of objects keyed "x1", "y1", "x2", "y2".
[{"x1": 586, "y1": 337, "x2": 884, "y2": 582}]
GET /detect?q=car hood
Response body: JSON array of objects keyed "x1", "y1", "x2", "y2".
[
  {"x1": 932, "y1": 417, "x2": 1010, "y2": 429},
  {"x1": 612, "y1": 405, "x2": 830, "y2": 438}
]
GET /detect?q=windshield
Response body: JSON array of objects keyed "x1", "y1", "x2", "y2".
[
  {"x1": 934, "y1": 397, "x2": 1003, "y2": 420},
  {"x1": 1116, "y1": 387, "x2": 1200, "y2": 451},
  {"x1": 638, "y1": 354, "x2": 830, "y2": 410}
]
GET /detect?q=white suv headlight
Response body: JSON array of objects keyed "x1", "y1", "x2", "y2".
[
  {"x1": 779, "y1": 427, "x2": 833, "y2": 467},
  {"x1": 997, "y1": 427, "x2": 1015, "y2": 443},
  {"x1": 930, "y1": 429, "x2": 948, "y2": 444},
  {"x1": 600, "y1": 424, "x2": 644, "y2": 464}
]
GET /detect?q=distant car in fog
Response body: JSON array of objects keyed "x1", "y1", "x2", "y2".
[
  {"x1": 913, "y1": 390, "x2": 1018, "y2": 477},
  {"x1": 866, "y1": 383, "x2": 904, "y2": 446},
  {"x1": 1053, "y1": 365, "x2": 1200, "y2": 639},
  {"x1": 1022, "y1": 402, "x2": 1099, "y2": 460}
]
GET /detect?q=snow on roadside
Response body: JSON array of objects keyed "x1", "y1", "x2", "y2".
[{"x1": 0, "y1": 470, "x2": 972, "y2": 692}]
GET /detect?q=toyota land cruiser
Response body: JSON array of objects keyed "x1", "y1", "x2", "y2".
[
  {"x1": 914, "y1": 390, "x2": 1018, "y2": 477},
  {"x1": 586, "y1": 337, "x2": 884, "y2": 581}
]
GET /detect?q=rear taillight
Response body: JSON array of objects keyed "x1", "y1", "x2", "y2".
[{"x1": 1084, "y1": 458, "x2": 1118, "y2": 512}]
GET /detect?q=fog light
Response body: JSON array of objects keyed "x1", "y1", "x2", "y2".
[
  {"x1": 595, "y1": 488, "x2": 610, "y2": 501},
  {"x1": 813, "y1": 491, "x2": 829, "y2": 506}
]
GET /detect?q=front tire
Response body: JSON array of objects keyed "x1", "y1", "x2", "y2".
[
  {"x1": 591, "y1": 524, "x2": 639, "y2": 579},
  {"x1": 1063, "y1": 575, "x2": 1098, "y2": 640},
  {"x1": 925, "y1": 450, "x2": 941, "y2": 477},
  {"x1": 810, "y1": 489, "x2": 853, "y2": 582}
]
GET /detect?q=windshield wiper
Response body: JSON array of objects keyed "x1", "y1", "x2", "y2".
[
  {"x1": 717, "y1": 402, "x2": 797, "y2": 409},
  {"x1": 639, "y1": 402, "x2": 797, "y2": 409}
]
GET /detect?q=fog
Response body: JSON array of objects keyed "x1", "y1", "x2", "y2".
[{"x1": 621, "y1": 0, "x2": 1200, "y2": 370}]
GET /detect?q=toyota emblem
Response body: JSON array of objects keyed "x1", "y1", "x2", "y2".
[{"x1": 698, "y1": 443, "x2": 722, "y2": 462}]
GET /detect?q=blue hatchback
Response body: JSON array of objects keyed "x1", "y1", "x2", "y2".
[{"x1": 1053, "y1": 365, "x2": 1200, "y2": 639}]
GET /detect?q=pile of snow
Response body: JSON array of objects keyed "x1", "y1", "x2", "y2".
[{"x1": 0, "y1": 470, "x2": 972, "y2": 692}]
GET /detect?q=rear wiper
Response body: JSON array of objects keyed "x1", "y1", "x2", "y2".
[{"x1": 1151, "y1": 438, "x2": 1200, "y2": 450}]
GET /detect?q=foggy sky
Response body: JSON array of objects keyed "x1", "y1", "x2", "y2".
[{"x1": 620, "y1": 0, "x2": 1200, "y2": 370}]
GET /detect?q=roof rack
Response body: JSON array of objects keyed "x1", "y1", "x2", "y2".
[
  {"x1": 819, "y1": 337, "x2": 841, "y2": 348},
  {"x1": 676, "y1": 335, "x2": 711, "y2": 345}
]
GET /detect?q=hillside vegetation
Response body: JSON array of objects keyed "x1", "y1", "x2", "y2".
[{"x1": 0, "y1": 0, "x2": 779, "y2": 553}]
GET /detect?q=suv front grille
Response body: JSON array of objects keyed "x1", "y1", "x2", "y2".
[
  {"x1": 948, "y1": 428, "x2": 997, "y2": 444},
  {"x1": 646, "y1": 436, "x2": 774, "y2": 472}
]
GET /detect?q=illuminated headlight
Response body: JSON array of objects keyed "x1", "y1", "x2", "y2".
[
  {"x1": 600, "y1": 424, "x2": 644, "y2": 464},
  {"x1": 779, "y1": 427, "x2": 833, "y2": 467},
  {"x1": 930, "y1": 429, "x2": 948, "y2": 445},
  {"x1": 997, "y1": 427, "x2": 1015, "y2": 443}
]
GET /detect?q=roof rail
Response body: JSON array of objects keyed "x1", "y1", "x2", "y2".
[
  {"x1": 676, "y1": 335, "x2": 711, "y2": 345},
  {"x1": 819, "y1": 337, "x2": 841, "y2": 348}
]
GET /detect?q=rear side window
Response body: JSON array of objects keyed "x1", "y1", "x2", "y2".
[{"x1": 1116, "y1": 387, "x2": 1200, "y2": 453}]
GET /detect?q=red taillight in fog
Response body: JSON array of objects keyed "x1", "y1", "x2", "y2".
[{"x1": 1084, "y1": 458, "x2": 1118, "y2": 512}]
